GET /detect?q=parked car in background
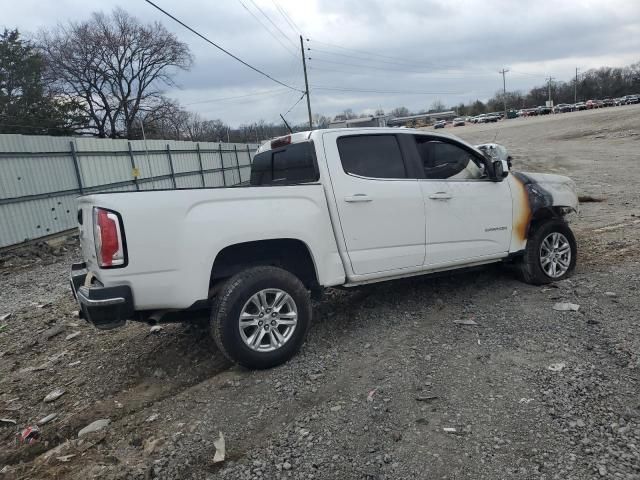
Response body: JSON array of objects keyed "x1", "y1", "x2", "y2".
[
  {"x1": 575, "y1": 102, "x2": 587, "y2": 110},
  {"x1": 554, "y1": 104, "x2": 573, "y2": 113},
  {"x1": 434, "y1": 120, "x2": 446, "y2": 129},
  {"x1": 537, "y1": 106, "x2": 552, "y2": 115},
  {"x1": 586, "y1": 100, "x2": 596, "y2": 109},
  {"x1": 602, "y1": 98, "x2": 614, "y2": 107},
  {"x1": 453, "y1": 118, "x2": 465, "y2": 127},
  {"x1": 70, "y1": 128, "x2": 579, "y2": 368}
]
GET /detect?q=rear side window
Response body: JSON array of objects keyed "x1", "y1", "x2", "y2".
[
  {"x1": 337, "y1": 135, "x2": 406, "y2": 179},
  {"x1": 415, "y1": 137, "x2": 472, "y2": 179},
  {"x1": 250, "y1": 142, "x2": 318, "y2": 186}
]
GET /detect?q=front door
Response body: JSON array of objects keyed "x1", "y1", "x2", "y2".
[
  {"x1": 413, "y1": 136, "x2": 512, "y2": 267},
  {"x1": 322, "y1": 132, "x2": 426, "y2": 275}
]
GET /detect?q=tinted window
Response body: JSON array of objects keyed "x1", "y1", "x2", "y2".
[
  {"x1": 415, "y1": 137, "x2": 472, "y2": 179},
  {"x1": 250, "y1": 142, "x2": 318, "y2": 186},
  {"x1": 338, "y1": 135, "x2": 406, "y2": 179}
]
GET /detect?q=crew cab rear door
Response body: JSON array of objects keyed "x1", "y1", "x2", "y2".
[{"x1": 321, "y1": 131, "x2": 425, "y2": 275}]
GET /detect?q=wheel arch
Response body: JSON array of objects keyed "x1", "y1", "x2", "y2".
[
  {"x1": 528, "y1": 205, "x2": 576, "y2": 235},
  {"x1": 209, "y1": 238, "x2": 320, "y2": 292}
]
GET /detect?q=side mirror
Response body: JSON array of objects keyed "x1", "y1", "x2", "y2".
[{"x1": 492, "y1": 159, "x2": 509, "y2": 181}]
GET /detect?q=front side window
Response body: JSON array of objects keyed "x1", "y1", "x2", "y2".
[
  {"x1": 415, "y1": 137, "x2": 480, "y2": 179},
  {"x1": 337, "y1": 135, "x2": 407, "y2": 179}
]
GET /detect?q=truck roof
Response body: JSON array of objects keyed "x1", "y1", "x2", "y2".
[{"x1": 256, "y1": 127, "x2": 463, "y2": 154}]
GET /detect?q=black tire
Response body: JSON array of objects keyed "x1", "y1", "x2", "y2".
[
  {"x1": 518, "y1": 219, "x2": 577, "y2": 285},
  {"x1": 211, "y1": 266, "x2": 311, "y2": 369}
]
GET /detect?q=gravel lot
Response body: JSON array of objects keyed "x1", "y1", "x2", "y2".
[{"x1": 1, "y1": 105, "x2": 639, "y2": 480}]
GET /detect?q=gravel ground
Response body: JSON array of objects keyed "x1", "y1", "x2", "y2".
[{"x1": 1, "y1": 105, "x2": 639, "y2": 479}]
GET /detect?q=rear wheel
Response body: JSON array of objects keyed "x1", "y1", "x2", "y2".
[
  {"x1": 211, "y1": 266, "x2": 311, "y2": 369},
  {"x1": 518, "y1": 219, "x2": 577, "y2": 285}
]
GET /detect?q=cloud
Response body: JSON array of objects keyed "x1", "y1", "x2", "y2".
[{"x1": 3, "y1": 0, "x2": 640, "y2": 126}]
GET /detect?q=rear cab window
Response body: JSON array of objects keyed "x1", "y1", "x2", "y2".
[{"x1": 250, "y1": 142, "x2": 319, "y2": 186}]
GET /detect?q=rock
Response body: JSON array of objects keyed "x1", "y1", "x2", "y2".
[
  {"x1": 547, "y1": 362, "x2": 566, "y2": 372},
  {"x1": 78, "y1": 419, "x2": 110, "y2": 437},
  {"x1": 604, "y1": 291, "x2": 617, "y2": 297},
  {"x1": 283, "y1": 461, "x2": 292, "y2": 470},
  {"x1": 330, "y1": 405, "x2": 342, "y2": 412},
  {"x1": 149, "y1": 325, "x2": 163, "y2": 333},
  {"x1": 143, "y1": 436, "x2": 165, "y2": 454},
  {"x1": 145, "y1": 413, "x2": 160, "y2": 423},
  {"x1": 41, "y1": 325, "x2": 65, "y2": 341},
  {"x1": 65, "y1": 331, "x2": 81, "y2": 341},
  {"x1": 453, "y1": 319, "x2": 479, "y2": 326},
  {"x1": 0, "y1": 313, "x2": 11, "y2": 321},
  {"x1": 391, "y1": 432, "x2": 402, "y2": 442},
  {"x1": 598, "y1": 465, "x2": 607, "y2": 476},
  {"x1": 213, "y1": 431, "x2": 225, "y2": 463},
  {"x1": 299, "y1": 428, "x2": 310, "y2": 437},
  {"x1": 153, "y1": 368, "x2": 166, "y2": 379},
  {"x1": 37, "y1": 413, "x2": 58, "y2": 425},
  {"x1": 415, "y1": 395, "x2": 438, "y2": 402},
  {"x1": 0, "y1": 418, "x2": 17, "y2": 425},
  {"x1": 553, "y1": 302, "x2": 580, "y2": 312},
  {"x1": 44, "y1": 388, "x2": 65, "y2": 403},
  {"x1": 367, "y1": 388, "x2": 378, "y2": 403},
  {"x1": 56, "y1": 454, "x2": 75, "y2": 463},
  {"x1": 443, "y1": 427, "x2": 457, "y2": 433},
  {"x1": 364, "y1": 343, "x2": 371, "y2": 349},
  {"x1": 68, "y1": 361, "x2": 81, "y2": 367},
  {"x1": 71, "y1": 311, "x2": 80, "y2": 318}
]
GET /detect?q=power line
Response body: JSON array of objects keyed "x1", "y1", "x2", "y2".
[
  {"x1": 308, "y1": 56, "x2": 495, "y2": 77},
  {"x1": 247, "y1": 0, "x2": 298, "y2": 51},
  {"x1": 311, "y1": 86, "x2": 462, "y2": 95},
  {"x1": 272, "y1": 0, "x2": 302, "y2": 35},
  {"x1": 142, "y1": 0, "x2": 303, "y2": 92},
  {"x1": 282, "y1": 92, "x2": 307, "y2": 117},
  {"x1": 237, "y1": 0, "x2": 297, "y2": 58},
  {"x1": 185, "y1": 88, "x2": 291, "y2": 105},
  {"x1": 510, "y1": 70, "x2": 547, "y2": 78},
  {"x1": 307, "y1": 38, "x2": 470, "y2": 71}
]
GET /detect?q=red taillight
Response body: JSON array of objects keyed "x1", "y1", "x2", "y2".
[
  {"x1": 93, "y1": 208, "x2": 125, "y2": 268},
  {"x1": 271, "y1": 135, "x2": 291, "y2": 149}
]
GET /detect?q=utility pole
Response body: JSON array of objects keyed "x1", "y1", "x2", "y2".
[
  {"x1": 499, "y1": 68, "x2": 509, "y2": 119},
  {"x1": 300, "y1": 35, "x2": 312, "y2": 130},
  {"x1": 574, "y1": 68, "x2": 579, "y2": 104},
  {"x1": 546, "y1": 76, "x2": 554, "y2": 107}
]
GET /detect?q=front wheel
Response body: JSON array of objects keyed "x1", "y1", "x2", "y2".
[
  {"x1": 211, "y1": 266, "x2": 311, "y2": 369},
  {"x1": 517, "y1": 219, "x2": 577, "y2": 285}
]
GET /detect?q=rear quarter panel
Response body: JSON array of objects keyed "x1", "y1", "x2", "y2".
[{"x1": 78, "y1": 185, "x2": 345, "y2": 310}]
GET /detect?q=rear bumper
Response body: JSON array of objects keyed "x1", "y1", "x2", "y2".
[{"x1": 70, "y1": 262, "x2": 134, "y2": 329}]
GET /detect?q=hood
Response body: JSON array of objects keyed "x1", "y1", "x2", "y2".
[{"x1": 514, "y1": 171, "x2": 578, "y2": 212}]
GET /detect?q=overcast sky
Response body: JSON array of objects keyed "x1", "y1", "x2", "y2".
[{"x1": 3, "y1": 0, "x2": 640, "y2": 126}]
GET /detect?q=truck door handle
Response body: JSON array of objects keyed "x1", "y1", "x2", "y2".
[
  {"x1": 428, "y1": 192, "x2": 452, "y2": 200},
  {"x1": 344, "y1": 194, "x2": 372, "y2": 203}
]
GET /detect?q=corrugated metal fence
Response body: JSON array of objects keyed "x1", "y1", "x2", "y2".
[{"x1": 0, "y1": 134, "x2": 260, "y2": 248}]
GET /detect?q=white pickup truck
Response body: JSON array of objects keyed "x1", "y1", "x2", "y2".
[{"x1": 70, "y1": 128, "x2": 578, "y2": 368}]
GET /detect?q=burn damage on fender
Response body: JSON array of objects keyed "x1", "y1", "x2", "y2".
[
  {"x1": 509, "y1": 171, "x2": 578, "y2": 250},
  {"x1": 512, "y1": 172, "x2": 554, "y2": 214}
]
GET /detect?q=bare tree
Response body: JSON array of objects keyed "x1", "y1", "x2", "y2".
[
  {"x1": 390, "y1": 106, "x2": 410, "y2": 117},
  {"x1": 40, "y1": 9, "x2": 192, "y2": 138}
]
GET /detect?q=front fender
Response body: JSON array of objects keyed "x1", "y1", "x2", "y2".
[{"x1": 509, "y1": 172, "x2": 578, "y2": 251}]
